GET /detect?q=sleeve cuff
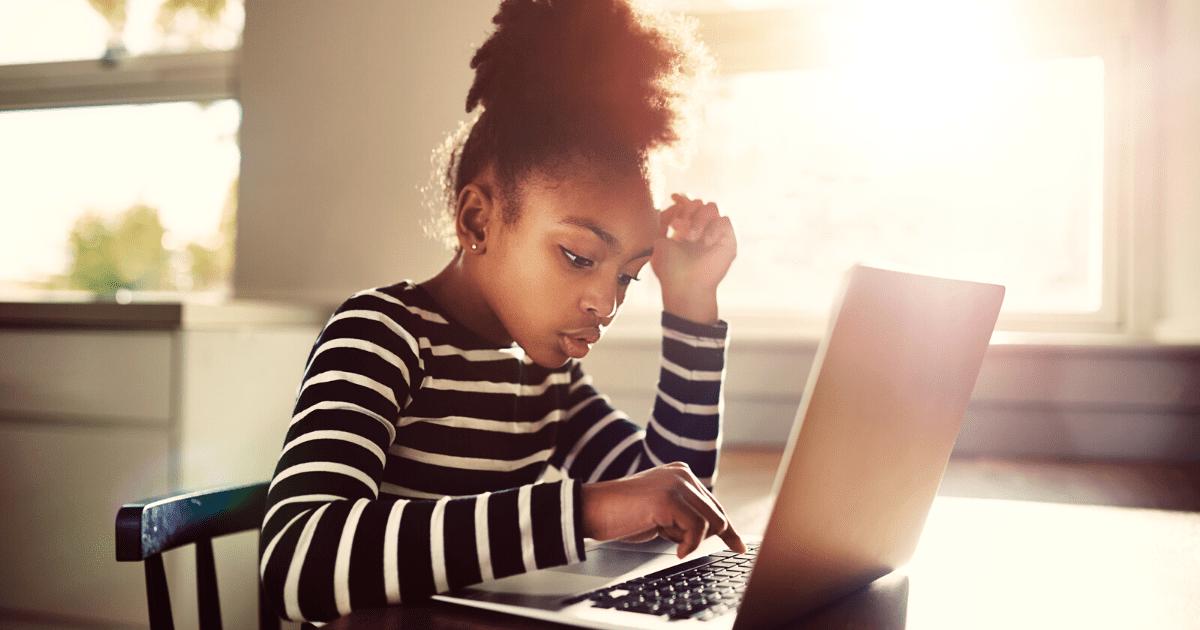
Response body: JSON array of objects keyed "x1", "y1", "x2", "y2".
[
  {"x1": 662, "y1": 311, "x2": 728, "y2": 340},
  {"x1": 564, "y1": 477, "x2": 587, "y2": 564}
]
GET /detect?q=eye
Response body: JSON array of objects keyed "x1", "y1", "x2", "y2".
[
  {"x1": 617, "y1": 273, "x2": 640, "y2": 287},
  {"x1": 561, "y1": 247, "x2": 594, "y2": 269}
]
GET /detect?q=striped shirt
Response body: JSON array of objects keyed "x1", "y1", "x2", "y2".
[{"x1": 259, "y1": 281, "x2": 728, "y2": 623}]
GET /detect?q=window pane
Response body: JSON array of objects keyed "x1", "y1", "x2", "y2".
[
  {"x1": 0, "y1": 100, "x2": 240, "y2": 298},
  {"x1": 0, "y1": 0, "x2": 244, "y2": 65},
  {"x1": 654, "y1": 57, "x2": 1104, "y2": 315}
]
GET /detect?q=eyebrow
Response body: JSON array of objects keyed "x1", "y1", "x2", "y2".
[{"x1": 560, "y1": 217, "x2": 654, "y2": 261}]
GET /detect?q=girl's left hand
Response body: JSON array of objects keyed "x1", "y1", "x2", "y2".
[{"x1": 651, "y1": 194, "x2": 737, "y2": 325}]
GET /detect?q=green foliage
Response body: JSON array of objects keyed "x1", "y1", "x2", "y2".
[
  {"x1": 65, "y1": 204, "x2": 172, "y2": 294},
  {"x1": 158, "y1": 0, "x2": 228, "y2": 27},
  {"x1": 87, "y1": 0, "x2": 127, "y2": 33},
  {"x1": 86, "y1": 0, "x2": 231, "y2": 50},
  {"x1": 187, "y1": 177, "x2": 236, "y2": 291},
  {"x1": 58, "y1": 181, "x2": 236, "y2": 296}
]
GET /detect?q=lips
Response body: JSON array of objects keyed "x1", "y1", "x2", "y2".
[{"x1": 560, "y1": 327, "x2": 602, "y2": 359}]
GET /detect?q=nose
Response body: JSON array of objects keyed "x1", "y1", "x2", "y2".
[{"x1": 581, "y1": 278, "x2": 619, "y2": 320}]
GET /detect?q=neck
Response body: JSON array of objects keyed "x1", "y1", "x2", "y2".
[{"x1": 420, "y1": 252, "x2": 514, "y2": 346}]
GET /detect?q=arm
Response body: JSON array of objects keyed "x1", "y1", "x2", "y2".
[
  {"x1": 258, "y1": 289, "x2": 584, "y2": 623},
  {"x1": 551, "y1": 312, "x2": 727, "y2": 487},
  {"x1": 552, "y1": 194, "x2": 742, "y2": 557}
]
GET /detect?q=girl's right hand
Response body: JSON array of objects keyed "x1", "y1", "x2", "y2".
[{"x1": 580, "y1": 462, "x2": 747, "y2": 559}]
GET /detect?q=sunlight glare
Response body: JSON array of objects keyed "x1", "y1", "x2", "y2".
[
  {"x1": 656, "y1": 0, "x2": 1105, "y2": 315},
  {"x1": 828, "y1": 0, "x2": 1019, "y2": 147}
]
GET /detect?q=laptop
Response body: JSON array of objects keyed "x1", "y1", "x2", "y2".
[{"x1": 434, "y1": 263, "x2": 1005, "y2": 629}]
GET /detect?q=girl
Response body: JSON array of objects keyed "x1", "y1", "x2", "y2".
[{"x1": 259, "y1": 0, "x2": 742, "y2": 623}]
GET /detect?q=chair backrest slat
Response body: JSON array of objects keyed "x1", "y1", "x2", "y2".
[
  {"x1": 116, "y1": 482, "x2": 274, "y2": 630},
  {"x1": 196, "y1": 538, "x2": 223, "y2": 630},
  {"x1": 144, "y1": 554, "x2": 176, "y2": 630}
]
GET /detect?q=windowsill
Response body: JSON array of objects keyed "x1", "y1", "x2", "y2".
[
  {"x1": 0, "y1": 298, "x2": 329, "y2": 331},
  {"x1": 601, "y1": 306, "x2": 1200, "y2": 351}
]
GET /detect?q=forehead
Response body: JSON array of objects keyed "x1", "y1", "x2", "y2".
[{"x1": 516, "y1": 166, "x2": 658, "y2": 242}]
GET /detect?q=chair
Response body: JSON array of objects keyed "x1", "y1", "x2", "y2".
[{"x1": 115, "y1": 482, "x2": 281, "y2": 630}]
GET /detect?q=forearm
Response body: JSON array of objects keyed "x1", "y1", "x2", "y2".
[
  {"x1": 661, "y1": 287, "x2": 719, "y2": 326},
  {"x1": 260, "y1": 478, "x2": 585, "y2": 622},
  {"x1": 642, "y1": 311, "x2": 726, "y2": 484},
  {"x1": 554, "y1": 313, "x2": 728, "y2": 486}
]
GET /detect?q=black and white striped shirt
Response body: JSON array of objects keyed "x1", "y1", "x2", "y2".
[{"x1": 259, "y1": 281, "x2": 727, "y2": 623}]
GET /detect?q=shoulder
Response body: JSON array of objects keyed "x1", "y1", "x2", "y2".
[
  {"x1": 336, "y1": 281, "x2": 448, "y2": 327},
  {"x1": 325, "y1": 281, "x2": 520, "y2": 358},
  {"x1": 328, "y1": 281, "x2": 455, "y2": 336},
  {"x1": 312, "y1": 281, "x2": 447, "y2": 358}
]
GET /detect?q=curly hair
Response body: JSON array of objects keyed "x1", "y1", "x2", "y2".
[{"x1": 426, "y1": 0, "x2": 712, "y2": 249}]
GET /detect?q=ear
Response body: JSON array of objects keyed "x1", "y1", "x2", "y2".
[{"x1": 455, "y1": 182, "x2": 496, "y2": 254}]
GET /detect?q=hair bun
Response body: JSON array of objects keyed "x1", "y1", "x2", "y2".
[
  {"x1": 466, "y1": 0, "x2": 709, "y2": 154},
  {"x1": 427, "y1": 0, "x2": 713, "y2": 249}
]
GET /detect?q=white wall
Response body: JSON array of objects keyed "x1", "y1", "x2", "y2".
[
  {"x1": 236, "y1": 1, "x2": 497, "y2": 304},
  {"x1": 1156, "y1": 0, "x2": 1200, "y2": 341}
]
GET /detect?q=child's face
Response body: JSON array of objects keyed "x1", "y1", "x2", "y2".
[{"x1": 483, "y1": 166, "x2": 657, "y2": 368}]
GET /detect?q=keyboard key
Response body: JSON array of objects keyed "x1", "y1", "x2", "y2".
[{"x1": 566, "y1": 543, "x2": 761, "y2": 620}]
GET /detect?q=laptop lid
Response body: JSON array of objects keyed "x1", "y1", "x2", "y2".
[{"x1": 733, "y1": 263, "x2": 1004, "y2": 629}]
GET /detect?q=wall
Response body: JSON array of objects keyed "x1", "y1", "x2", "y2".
[
  {"x1": 583, "y1": 336, "x2": 1200, "y2": 461},
  {"x1": 1156, "y1": 0, "x2": 1200, "y2": 341},
  {"x1": 235, "y1": 1, "x2": 495, "y2": 304}
]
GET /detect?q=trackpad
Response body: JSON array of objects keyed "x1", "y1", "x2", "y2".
[
  {"x1": 457, "y1": 547, "x2": 680, "y2": 610},
  {"x1": 550, "y1": 546, "x2": 677, "y2": 578}
]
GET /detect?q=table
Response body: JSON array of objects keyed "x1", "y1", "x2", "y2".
[{"x1": 327, "y1": 450, "x2": 1200, "y2": 630}]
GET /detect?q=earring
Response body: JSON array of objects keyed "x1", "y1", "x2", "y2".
[{"x1": 471, "y1": 244, "x2": 478, "y2": 250}]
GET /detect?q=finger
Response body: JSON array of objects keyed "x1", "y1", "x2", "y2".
[
  {"x1": 672, "y1": 507, "x2": 708, "y2": 559},
  {"x1": 677, "y1": 480, "x2": 732, "y2": 541},
  {"x1": 683, "y1": 203, "x2": 721, "y2": 243},
  {"x1": 667, "y1": 196, "x2": 706, "y2": 240},
  {"x1": 660, "y1": 491, "x2": 709, "y2": 559},
  {"x1": 718, "y1": 520, "x2": 747, "y2": 554},
  {"x1": 703, "y1": 215, "x2": 736, "y2": 249},
  {"x1": 679, "y1": 480, "x2": 746, "y2": 554},
  {"x1": 658, "y1": 203, "x2": 680, "y2": 238},
  {"x1": 661, "y1": 466, "x2": 731, "y2": 542},
  {"x1": 659, "y1": 195, "x2": 696, "y2": 238},
  {"x1": 686, "y1": 481, "x2": 746, "y2": 553}
]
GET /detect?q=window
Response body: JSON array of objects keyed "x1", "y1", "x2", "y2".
[
  {"x1": 662, "y1": 58, "x2": 1105, "y2": 314},
  {"x1": 633, "y1": 0, "x2": 1140, "y2": 335},
  {"x1": 0, "y1": 0, "x2": 243, "y2": 301}
]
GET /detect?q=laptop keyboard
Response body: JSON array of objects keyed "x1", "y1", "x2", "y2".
[{"x1": 564, "y1": 543, "x2": 759, "y2": 621}]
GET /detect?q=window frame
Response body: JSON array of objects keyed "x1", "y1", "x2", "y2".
[{"x1": 0, "y1": 49, "x2": 237, "y2": 113}]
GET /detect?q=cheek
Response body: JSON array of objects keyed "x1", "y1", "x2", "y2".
[{"x1": 498, "y1": 244, "x2": 566, "y2": 310}]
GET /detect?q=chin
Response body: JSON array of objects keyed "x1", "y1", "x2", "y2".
[
  {"x1": 517, "y1": 340, "x2": 575, "y2": 369},
  {"x1": 526, "y1": 350, "x2": 572, "y2": 369}
]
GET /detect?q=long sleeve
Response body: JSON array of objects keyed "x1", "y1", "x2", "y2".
[
  {"x1": 258, "y1": 287, "x2": 585, "y2": 623},
  {"x1": 260, "y1": 285, "x2": 729, "y2": 624},
  {"x1": 551, "y1": 312, "x2": 728, "y2": 487}
]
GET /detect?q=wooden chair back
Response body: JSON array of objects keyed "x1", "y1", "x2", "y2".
[{"x1": 115, "y1": 482, "x2": 280, "y2": 630}]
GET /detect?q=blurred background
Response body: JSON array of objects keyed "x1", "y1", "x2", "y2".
[{"x1": 0, "y1": 1, "x2": 1197, "y2": 629}]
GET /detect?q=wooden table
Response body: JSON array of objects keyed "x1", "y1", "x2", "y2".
[{"x1": 328, "y1": 449, "x2": 1200, "y2": 630}]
